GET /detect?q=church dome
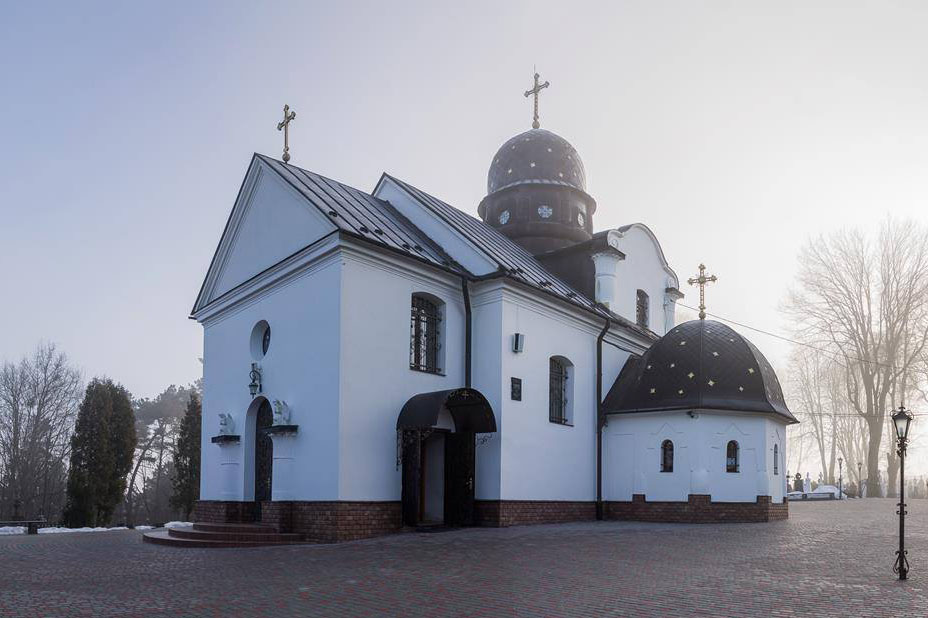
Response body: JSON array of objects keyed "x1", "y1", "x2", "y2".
[
  {"x1": 487, "y1": 129, "x2": 587, "y2": 194},
  {"x1": 604, "y1": 320, "x2": 797, "y2": 423}
]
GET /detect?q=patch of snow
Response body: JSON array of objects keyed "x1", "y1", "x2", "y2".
[
  {"x1": 135, "y1": 525, "x2": 155, "y2": 531},
  {"x1": 163, "y1": 521, "x2": 193, "y2": 529},
  {"x1": 38, "y1": 526, "x2": 128, "y2": 534},
  {"x1": 0, "y1": 526, "x2": 26, "y2": 535}
]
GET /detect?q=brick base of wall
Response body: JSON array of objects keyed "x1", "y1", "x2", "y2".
[
  {"x1": 193, "y1": 500, "x2": 259, "y2": 524},
  {"x1": 474, "y1": 500, "x2": 597, "y2": 527},
  {"x1": 193, "y1": 500, "x2": 402, "y2": 543},
  {"x1": 604, "y1": 494, "x2": 788, "y2": 523}
]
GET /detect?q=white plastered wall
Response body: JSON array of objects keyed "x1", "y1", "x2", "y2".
[{"x1": 603, "y1": 411, "x2": 789, "y2": 503}]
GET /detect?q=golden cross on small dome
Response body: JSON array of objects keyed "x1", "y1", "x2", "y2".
[
  {"x1": 687, "y1": 263, "x2": 718, "y2": 320},
  {"x1": 277, "y1": 104, "x2": 296, "y2": 163},
  {"x1": 524, "y1": 69, "x2": 550, "y2": 129}
]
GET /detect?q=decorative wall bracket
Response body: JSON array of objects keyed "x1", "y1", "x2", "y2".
[
  {"x1": 264, "y1": 425, "x2": 299, "y2": 436},
  {"x1": 211, "y1": 434, "x2": 241, "y2": 445}
]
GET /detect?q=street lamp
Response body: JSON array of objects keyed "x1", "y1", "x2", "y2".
[
  {"x1": 892, "y1": 404, "x2": 914, "y2": 581},
  {"x1": 838, "y1": 457, "x2": 843, "y2": 499}
]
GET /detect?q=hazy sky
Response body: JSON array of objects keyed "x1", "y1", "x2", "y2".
[{"x1": 3, "y1": 1, "x2": 928, "y2": 435}]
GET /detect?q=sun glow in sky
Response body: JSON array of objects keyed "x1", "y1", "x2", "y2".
[{"x1": 3, "y1": 0, "x2": 928, "y2": 481}]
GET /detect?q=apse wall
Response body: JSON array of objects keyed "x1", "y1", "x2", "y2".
[{"x1": 603, "y1": 411, "x2": 786, "y2": 503}]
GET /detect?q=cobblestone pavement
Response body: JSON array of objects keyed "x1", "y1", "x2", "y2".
[{"x1": 2, "y1": 499, "x2": 928, "y2": 617}]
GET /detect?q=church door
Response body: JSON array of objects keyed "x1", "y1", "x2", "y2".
[
  {"x1": 444, "y1": 431, "x2": 475, "y2": 526},
  {"x1": 255, "y1": 400, "x2": 274, "y2": 506}
]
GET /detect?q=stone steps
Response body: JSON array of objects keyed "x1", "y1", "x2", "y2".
[{"x1": 142, "y1": 523, "x2": 306, "y2": 548}]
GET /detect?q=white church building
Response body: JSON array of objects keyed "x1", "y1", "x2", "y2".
[{"x1": 186, "y1": 101, "x2": 796, "y2": 542}]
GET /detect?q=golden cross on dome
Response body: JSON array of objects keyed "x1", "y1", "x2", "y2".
[
  {"x1": 524, "y1": 70, "x2": 550, "y2": 129},
  {"x1": 277, "y1": 104, "x2": 296, "y2": 163},
  {"x1": 687, "y1": 263, "x2": 718, "y2": 320}
]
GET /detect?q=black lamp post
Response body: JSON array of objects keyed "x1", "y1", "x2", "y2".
[
  {"x1": 892, "y1": 404, "x2": 914, "y2": 581},
  {"x1": 838, "y1": 456, "x2": 843, "y2": 499}
]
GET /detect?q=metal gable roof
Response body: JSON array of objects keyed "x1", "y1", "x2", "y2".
[
  {"x1": 258, "y1": 155, "x2": 456, "y2": 271},
  {"x1": 381, "y1": 174, "x2": 604, "y2": 313}
]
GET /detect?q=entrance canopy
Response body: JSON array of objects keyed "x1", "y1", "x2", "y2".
[{"x1": 397, "y1": 388, "x2": 497, "y2": 433}]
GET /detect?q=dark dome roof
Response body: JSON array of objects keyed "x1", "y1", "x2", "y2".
[
  {"x1": 603, "y1": 320, "x2": 796, "y2": 423},
  {"x1": 487, "y1": 129, "x2": 587, "y2": 195}
]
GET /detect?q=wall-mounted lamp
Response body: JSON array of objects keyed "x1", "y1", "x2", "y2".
[
  {"x1": 249, "y1": 362, "x2": 262, "y2": 397},
  {"x1": 512, "y1": 333, "x2": 525, "y2": 353}
]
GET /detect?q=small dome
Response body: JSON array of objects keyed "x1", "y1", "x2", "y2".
[
  {"x1": 604, "y1": 320, "x2": 796, "y2": 422},
  {"x1": 487, "y1": 129, "x2": 586, "y2": 195}
]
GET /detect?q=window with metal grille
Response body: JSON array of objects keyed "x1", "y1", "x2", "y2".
[
  {"x1": 661, "y1": 440, "x2": 674, "y2": 472},
  {"x1": 549, "y1": 357, "x2": 569, "y2": 424},
  {"x1": 773, "y1": 444, "x2": 779, "y2": 475},
  {"x1": 726, "y1": 440, "x2": 740, "y2": 473},
  {"x1": 410, "y1": 295, "x2": 442, "y2": 373},
  {"x1": 636, "y1": 290, "x2": 649, "y2": 328}
]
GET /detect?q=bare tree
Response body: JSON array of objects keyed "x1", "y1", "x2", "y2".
[
  {"x1": 0, "y1": 343, "x2": 82, "y2": 520},
  {"x1": 786, "y1": 219, "x2": 928, "y2": 496}
]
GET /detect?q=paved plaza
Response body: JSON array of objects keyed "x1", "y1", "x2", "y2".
[{"x1": 1, "y1": 499, "x2": 927, "y2": 617}]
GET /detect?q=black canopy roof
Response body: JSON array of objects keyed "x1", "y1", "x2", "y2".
[
  {"x1": 603, "y1": 319, "x2": 797, "y2": 423},
  {"x1": 397, "y1": 388, "x2": 497, "y2": 433}
]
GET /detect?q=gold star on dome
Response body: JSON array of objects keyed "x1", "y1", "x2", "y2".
[
  {"x1": 680, "y1": 341, "x2": 687, "y2": 346},
  {"x1": 670, "y1": 363, "x2": 675, "y2": 368},
  {"x1": 650, "y1": 388, "x2": 656, "y2": 394},
  {"x1": 708, "y1": 380, "x2": 715, "y2": 386},
  {"x1": 687, "y1": 372, "x2": 695, "y2": 379},
  {"x1": 712, "y1": 351, "x2": 719, "y2": 357},
  {"x1": 739, "y1": 386, "x2": 744, "y2": 392},
  {"x1": 748, "y1": 368, "x2": 755, "y2": 374},
  {"x1": 678, "y1": 389, "x2": 684, "y2": 395}
]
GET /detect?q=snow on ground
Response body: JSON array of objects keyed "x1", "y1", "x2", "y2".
[
  {"x1": 163, "y1": 521, "x2": 193, "y2": 529},
  {"x1": 39, "y1": 526, "x2": 129, "y2": 534},
  {"x1": 135, "y1": 525, "x2": 155, "y2": 531},
  {"x1": 0, "y1": 526, "x2": 26, "y2": 535}
]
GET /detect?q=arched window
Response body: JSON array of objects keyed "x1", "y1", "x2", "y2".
[
  {"x1": 549, "y1": 357, "x2": 571, "y2": 424},
  {"x1": 661, "y1": 440, "x2": 674, "y2": 473},
  {"x1": 726, "y1": 440, "x2": 740, "y2": 473},
  {"x1": 636, "y1": 290, "x2": 650, "y2": 328},
  {"x1": 410, "y1": 294, "x2": 442, "y2": 374},
  {"x1": 773, "y1": 444, "x2": 779, "y2": 475}
]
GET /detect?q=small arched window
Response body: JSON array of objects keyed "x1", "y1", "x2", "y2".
[
  {"x1": 410, "y1": 294, "x2": 442, "y2": 374},
  {"x1": 636, "y1": 290, "x2": 650, "y2": 328},
  {"x1": 726, "y1": 440, "x2": 740, "y2": 473},
  {"x1": 773, "y1": 444, "x2": 779, "y2": 475},
  {"x1": 661, "y1": 440, "x2": 674, "y2": 473}
]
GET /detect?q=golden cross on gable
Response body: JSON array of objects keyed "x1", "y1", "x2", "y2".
[
  {"x1": 687, "y1": 263, "x2": 718, "y2": 320},
  {"x1": 523, "y1": 70, "x2": 550, "y2": 129},
  {"x1": 277, "y1": 104, "x2": 296, "y2": 163}
]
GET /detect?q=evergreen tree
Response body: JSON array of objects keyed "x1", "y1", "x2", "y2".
[
  {"x1": 63, "y1": 379, "x2": 136, "y2": 527},
  {"x1": 170, "y1": 393, "x2": 201, "y2": 519}
]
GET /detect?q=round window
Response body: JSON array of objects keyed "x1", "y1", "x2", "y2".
[
  {"x1": 498, "y1": 209, "x2": 510, "y2": 224},
  {"x1": 250, "y1": 320, "x2": 271, "y2": 360}
]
